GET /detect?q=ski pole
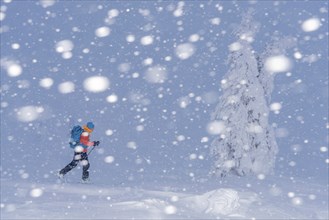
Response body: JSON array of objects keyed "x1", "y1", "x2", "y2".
[
  {"x1": 88, "y1": 146, "x2": 96, "y2": 156},
  {"x1": 88, "y1": 141, "x2": 100, "y2": 156}
]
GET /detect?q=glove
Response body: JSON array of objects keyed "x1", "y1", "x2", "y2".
[{"x1": 93, "y1": 141, "x2": 100, "y2": 146}]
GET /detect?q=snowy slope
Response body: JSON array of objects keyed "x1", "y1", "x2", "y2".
[{"x1": 1, "y1": 175, "x2": 328, "y2": 219}]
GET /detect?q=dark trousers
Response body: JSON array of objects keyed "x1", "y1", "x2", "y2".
[{"x1": 60, "y1": 152, "x2": 90, "y2": 180}]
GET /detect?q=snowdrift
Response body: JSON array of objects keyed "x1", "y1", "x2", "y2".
[{"x1": 1, "y1": 178, "x2": 327, "y2": 219}]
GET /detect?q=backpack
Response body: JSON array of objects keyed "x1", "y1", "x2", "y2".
[{"x1": 69, "y1": 125, "x2": 83, "y2": 148}]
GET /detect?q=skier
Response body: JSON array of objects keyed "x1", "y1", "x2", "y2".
[{"x1": 58, "y1": 122, "x2": 100, "y2": 183}]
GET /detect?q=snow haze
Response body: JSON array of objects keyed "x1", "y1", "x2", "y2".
[{"x1": 1, "y1": 1, "x2": 328, "y2": 219}]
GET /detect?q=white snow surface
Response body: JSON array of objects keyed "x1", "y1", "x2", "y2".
[{"x1": 1, "y1": 176, "x2": 327, "y2": 219}]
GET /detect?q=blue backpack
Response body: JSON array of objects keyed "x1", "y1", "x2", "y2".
[{"x1": 69, "y1": 125, "x2": 83, "y2": 148}]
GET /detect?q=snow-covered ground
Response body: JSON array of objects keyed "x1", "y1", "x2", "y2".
[{"x1": 1, "y1": 175, "x2": 328, "y2": 219}]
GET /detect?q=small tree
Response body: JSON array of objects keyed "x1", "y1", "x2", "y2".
[{"x1": 210, "y1": 12, "x2": 279, "y2": 177}]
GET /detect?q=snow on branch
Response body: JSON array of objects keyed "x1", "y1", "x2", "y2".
[{"x1": 233, "y1": 9, "x2": 260, "y2": 43}]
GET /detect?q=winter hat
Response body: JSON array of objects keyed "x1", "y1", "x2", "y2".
[
  {"x1": 83, "y1": 122, "x2": 94, "y2": 133},
  {"x1": 87, "y1": 122, "x2": 94, "y2": 129}
]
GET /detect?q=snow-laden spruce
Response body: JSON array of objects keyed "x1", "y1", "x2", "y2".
[{"x1": 210, "y1": 12, "x2": 282, "y2": 177}]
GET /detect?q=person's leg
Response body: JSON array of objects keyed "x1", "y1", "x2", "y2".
[
  {"x1": 59, "y1": 153, "x2": 80, "y2": 176},
  {"x1": 81, "y1": 153, "x2": 90, "y2": 181}
]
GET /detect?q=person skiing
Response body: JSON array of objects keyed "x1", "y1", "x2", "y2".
[{"x1": 58, "y1": 122, "x2": 100, "y2": 183}]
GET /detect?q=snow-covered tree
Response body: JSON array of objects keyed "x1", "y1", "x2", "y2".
[{"x1": 210, "y1": 12, "x2": 280, "y2": 177}]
